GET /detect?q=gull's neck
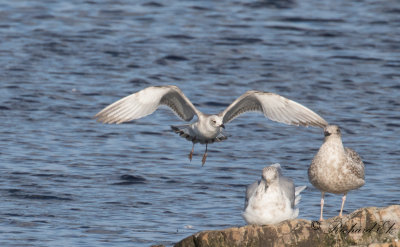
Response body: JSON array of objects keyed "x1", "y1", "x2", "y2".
[
  {"x1": 258, "y1": 179, "x2": 269, "y2": 192},
  {"x1": 320, "y1": 135, "x2": 345, "y2": 155},
  {"x1": 261, "y1": 177, "x2": 279, "y2": 188}
]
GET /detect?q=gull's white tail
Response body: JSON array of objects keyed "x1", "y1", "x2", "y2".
[
  {"x1": 294, "y1": 185, "x2": 307, "y2": 206},
  {"x1": 171, "y1": 125, "x2": 195, "y2": 142},
  {"x1": 171, "y1": 125, "x2": 227, "y2": 144}
]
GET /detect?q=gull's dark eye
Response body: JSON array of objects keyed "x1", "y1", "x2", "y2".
[{"x1": 324, "y1": 131, "x2": 331, "y2": 137}]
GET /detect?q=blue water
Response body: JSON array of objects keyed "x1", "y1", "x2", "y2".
[{"x1": 1, "y1": 0, "x2": 399, "y2": 246}]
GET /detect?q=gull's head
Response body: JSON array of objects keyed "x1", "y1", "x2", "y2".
[
  {"x1": 324, "y1": 125, "x2": 341, "y2": 138},
  {"x1": 209, "y1": 115, "x2": 225, "y2": 129},
  {"x1": 262, "y1": 166, "x2": 279, "y2": 185}
]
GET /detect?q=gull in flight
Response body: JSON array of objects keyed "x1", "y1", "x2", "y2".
[
  {"x1": 308, "y1": 125, "x2": 365, "y2": 221},
  {"x1": 243, "y1": 163, "x2": 306, "y2": 225},
  {"x1": 95, "y1": 85, "x2": 327, "y2": 165}
]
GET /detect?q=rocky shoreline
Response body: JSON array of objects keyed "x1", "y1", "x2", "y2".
[{"x1": 169, "y1": 205, "x2": 400, "y2": 247}]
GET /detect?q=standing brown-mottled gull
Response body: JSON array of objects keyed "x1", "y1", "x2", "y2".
[
  {"x1": 243, "y1": 163, "x2": 306, "y2": 225},
  {"x1": 308, "y1": 125, "x2": 365, "y2": 221},
  {"x1": 95, "y1": 85, "x2": 328, "y2": 165}
]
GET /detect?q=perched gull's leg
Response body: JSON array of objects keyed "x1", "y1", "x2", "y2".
[
  {"x1": 188, "y1": 143, "x2": 195, "y2": 161},
  {"x1": 320, "y1": 192, "x2": 325, "y2": 221},
  {"x1": 339, "y1": 192, "x2": 347, "y2": 217},
  {"x1": 202, "y1": 144, "x2": 208, "y2": 166}
]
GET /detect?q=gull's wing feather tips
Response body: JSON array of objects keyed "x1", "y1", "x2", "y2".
[
  {"x1": 220, "y1": 90, "x2": 328, "y2": 128},
  {"x1": 95, "y1": 85, "x2": 200, "y2": 124}
]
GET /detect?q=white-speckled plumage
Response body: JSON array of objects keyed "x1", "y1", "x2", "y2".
[
  {"x1": 308, "y1": 125, "x2": 365, "y2": 220},
  {"x1": 95, "y1": 85, "x2": 328, "y2": 165},
  {"x1": 243, "y1": 164, "x2": 306, "y2": 225}
]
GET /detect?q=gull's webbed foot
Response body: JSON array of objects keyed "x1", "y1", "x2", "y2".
[
  {"x1": 188, "y1": 151, "x2": 193, "y2": 161},
  {"x1": 188, "y1": 143, "x2": 195, "y2": 162},
  {"x1": 201, "y1": 144, "x2": 208, "y2": 166},
  {"x1": 202, "y1": 152, "x2": 207, "y2": 166}
]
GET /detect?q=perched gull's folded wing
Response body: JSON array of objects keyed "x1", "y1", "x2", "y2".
[
  {"x1": 95, "y1": 85, "x2": 200, "y2": 124},
  {"x1": 279, "y1": 176, "x2": 296, "y2": 207},
  {"x1": 244, "y1": 181, "x2": 259, "y2": 209},
  {"x1": 219, "y1": 90, "x2": 328, "y2": 128}
]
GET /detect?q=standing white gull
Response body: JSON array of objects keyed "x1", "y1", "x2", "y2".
[
  {"x1": 243, "y1": 163, "x2": 306, "y2": 225},
  {"x1": 308, "y1": 125, "x2": 365, "y2": 221},
  {"x1": 95, "y1": 85, "x2": 328, "y2": 165}
]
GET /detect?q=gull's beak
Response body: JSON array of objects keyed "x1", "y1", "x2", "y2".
[{"x1": 220, "y1": 124, "x2": 225, "y2": 129}]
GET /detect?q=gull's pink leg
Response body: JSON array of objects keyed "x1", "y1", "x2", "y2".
[
  {"x1": 339, "y1": 192, "x2": 347, "y2": 217},
  {"x1": 320, "y1": 192, "x2": 325, "y2": 221},
  {"x1": 202, "y1": 144, "x2": 208, "y2": 166}
]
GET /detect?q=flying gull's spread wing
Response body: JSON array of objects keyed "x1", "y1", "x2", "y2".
[
  {"x1": 95, "y1": 85, "x2": 200, "y2": 124},
  {"x1": 219, "y1": 90, "x2": 328, "y2": 127}
]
